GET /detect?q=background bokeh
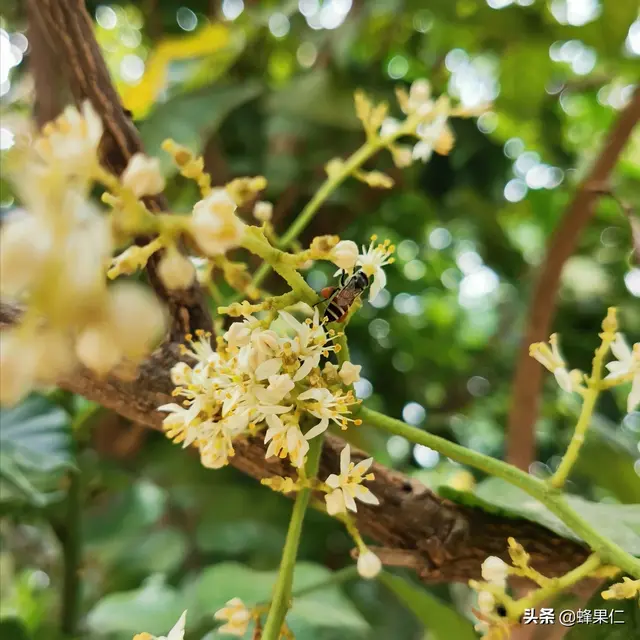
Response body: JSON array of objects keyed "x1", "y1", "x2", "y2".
[{"x1": 0, "y1": 1, "x2": 639, "y2": 639}]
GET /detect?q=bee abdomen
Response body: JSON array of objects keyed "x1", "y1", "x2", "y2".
[{"x1": 323, "y1": 303, "x2": 344, "y2": 323}]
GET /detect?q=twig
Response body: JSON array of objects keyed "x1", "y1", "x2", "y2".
[{"x1": 506, "y1": 86, "x2": 640, "y2": 471}]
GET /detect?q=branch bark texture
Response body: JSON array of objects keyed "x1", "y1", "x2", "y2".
[
  {"x1": 507, "y1": 87, "x2": 640, "y2": 471},
  {"x1": 1, "y1": 302, "x2": 587, "y2": 583}
]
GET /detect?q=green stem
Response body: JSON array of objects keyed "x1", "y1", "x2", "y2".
[
  {"x1": 262, "y1": 437, "x2": 324, "y2": 640},
  {"x1": 290, "y1": 566, "x2": 359, "y2": 599},
  {"x1": 550, "y1": 334, "x2": 610, "y2": 489},
  {"x1": 248, "y1": 116, "x2": 419, "y2": 293},
  {"x1": 241, "y1": 227, "x2": 318, "y2": 305},
  {"x1": 360, "y1": 407, "x2": 640, "y2": 578},
  {"x1": 59, "y1": 468, "x2": 82, "y2": 639},
  {"x1": 510, "y1": 554, "x2": 601, "y2": 617},
  {"x1": 549, "y1": 387, "x2": 598, "y2": 488}
]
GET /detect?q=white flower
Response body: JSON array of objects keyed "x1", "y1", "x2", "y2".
[
  {"x1": 214, "y1": 598, "x2": 251, "y2": 637},
  {"x1": 324, "y1": 445, "x2": 379, "y2": 515},
  {"x1": 253, "y1": 200, "x2": 273, "y2": 222},
  {"x1": 606, "y1": 334, "x2": 640, "y2": 413},
  {"x1": 406, "y1": 79, "x2": 433, "y2": 115},
  {"x1": 158, "y1": 247, "x2": 195, "y2": 290},
  {"x1": 357, "y1": 549, "x2": 382, "y2": 579},
  {"x1": 121, "y1": 153, "x2": 165, "y2": 197},
  {"x1": 356, "y1": 235, "x2": 395, "y2": 301},
  {"x1": 379, "y1": 117, "x2": 401, "y2": 137},
  {"x1": 264, "y1": 414, "x2": 310, "y2": 468},
  {"x1": 158, "y1": 401, "x2": 205, "y2": 448},
  {"x1": 412, "y1": 114, "x2": 450, "y2": 163},
  {"x1": 297, "y1": 387, "x2": 360, "y2": 439},
  {"x1": 133, "y1": 610, "x2": 187, "y2": 640},
  {"x1": 481, "y1": 556, "x2": 508, "y2": 588},
  {"x1": 330, "y1": 240, "x2": 359, "y2": 273},
  {"x1": 190, "y1": 188, "x2": 245, "y2": 256},
  {"x1": 392, "y1": 145, "x2": 413, "y2": 168},
  {"x1": 277, "y1": 308, "x2": 337, "y2": 381},
  {"x1": 529, "y1": 334, "x2": 583, "y2": 394},
  {"x1": 199, "y1": 417, "x2": 245, "y2": 469},
  {"x1": 33, "y1": 100, "x2": 103, "y2": 177},
  {"x1": 339, "y1": 362, "x2": 361, "y2": 386}
]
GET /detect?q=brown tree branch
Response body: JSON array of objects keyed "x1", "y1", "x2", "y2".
[
  {"x1": 28, "y1": 0, "x2": 212, "y2": 340},
  {"x1": 1, "y1": 301, "x2": 588, "y2": 584},
  {"x1": 507, "y1": 86, "x2": 640, "y2": 471}
]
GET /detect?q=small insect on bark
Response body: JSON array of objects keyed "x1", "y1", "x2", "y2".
[{"x1": 321, "y1": 269, "x2": 370, "y2": 323}]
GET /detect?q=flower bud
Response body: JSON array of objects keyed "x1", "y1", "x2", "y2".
[
  {"x1": 158, "y1": 247, "x2": 195, "y2": 290},
  {"x1": 0, "y1": 331, "x2": 37, "y2": 406},
  {"x1": 481, "y1": 556, "x2": 508, "y2": 587},
  {"x1": 339, "y1": 361, "x2": 361, "y2": 386},
  {"x1": 76, "y1": 324, "x2": 122, "y2": 376},
  {"x1": 121, "y1": 153, "x2": 165, "y2": 197},
  {"x1": 357, "y1": 549, "x2": 382, "y2": 579},
  {"x1": 107, "y1": 283, "x2": 167, "y2": 361},
  {"x1": 253, "y1": 200, "x2": 273, "y2": 222},
  {"x1": 190, "y1": 189, "x2": 245, "y2": 256}
]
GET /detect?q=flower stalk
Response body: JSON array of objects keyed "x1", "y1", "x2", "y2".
[{"x1": 262, "y1": 435, "x2": 324, "y2": 640}]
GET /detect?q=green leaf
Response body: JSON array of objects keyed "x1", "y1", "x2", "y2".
[
  {"x1": 0, "y1": 396, "x2": 72, "y2": 508},
  {"x1": 441, "y1": 478, "x2": 640, "y2": 555},
  {"x1": 84, "y1": 479, "x2": 166, "y2": 545},
  {"x1": 565, "y1": 578, "x2": 640, "y2": 639},
  {"x1": 0, "y1": 618, "x2": 31, "y2": 640},
  {"x1": 377, "y1": 572, "x2": 478, "y2": 640},
  {"x1": 188, "y1": 562, "x2": 368, "y2": 637},
  {"x1": 86, "y1": 575, "x2": 187, "y2": 636},
  {"x1": 139, "y1": 82, "x2": 263, "y2": 175}
]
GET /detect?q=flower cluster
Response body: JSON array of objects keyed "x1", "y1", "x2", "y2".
[
  {"x1": 214, "y1": 598, "x2": 252, "y2": 636},
  {"x1": 160, "y1": 309, "x2": 362, "y2": 470},
  {"x1": 530, "y1": 320, "x2": 639, "y2": 414},
  {"x1": 0, "y1": 101, "x2": 167, "y2": 405}
]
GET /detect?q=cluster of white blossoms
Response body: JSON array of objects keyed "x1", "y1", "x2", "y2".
[
  {"x1": 0, "y1": 101, "x2": 167, "y2": 406},
  {"x1": 380, "y1": 79, "x2": 484, "y2": 168},
  {"x1": 160, "y1": 308, "x2": 363, "y2": 470}
]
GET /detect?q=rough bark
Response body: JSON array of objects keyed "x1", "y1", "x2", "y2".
[
  {"x1": 507, "y1": 86, "x2": 640, "y2": 471},
  {"x1": 2, "y1": 301, "x2": 588, "y2": 583},
  {"x1": 28, "y1": 0, "x2": 212, "y2": 340}
]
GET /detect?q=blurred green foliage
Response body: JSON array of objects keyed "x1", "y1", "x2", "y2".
[{"x1": 0, "y1": 0, "x2": 639, "y2": 638}]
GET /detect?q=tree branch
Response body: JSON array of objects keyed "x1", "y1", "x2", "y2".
[
  {"x1": 28, "y1": 0, "x2": 212, "y2": 340},
  {"x1": 507, "y1": 86, "x2": 640, "y2": 471},
  {"x1": 1, "y1": 302, "x2": 588, "y2": 584}
]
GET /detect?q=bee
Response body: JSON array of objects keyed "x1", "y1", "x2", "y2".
[{"x1": 320, "y1": 269, "x2": 370, "y2": 323}]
